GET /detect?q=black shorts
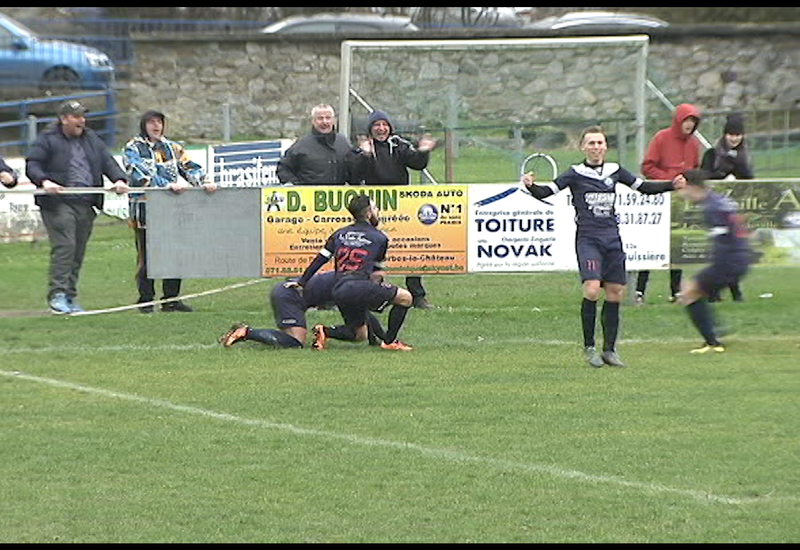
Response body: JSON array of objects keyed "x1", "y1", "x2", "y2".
[
  {"x1": 575, "y1": 232, "x2": 627, "y2": 284},
  {"x1": 332, "y1": 279, "x2": 398, "y2": 328},
  {"x1": 695, "y1": 261, "x2": 749, "y2": 296},
  {"x1": 270, "y1": 283, "x2": 307, "y2": 329}
]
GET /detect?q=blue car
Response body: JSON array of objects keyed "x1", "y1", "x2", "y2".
[{"x1": 0, "y1": 12, "x2": 115, "y2": 91}]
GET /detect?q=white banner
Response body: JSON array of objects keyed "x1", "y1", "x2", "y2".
[{"x1": 468, "y1": 183, "x2": 671, "y2": 272}]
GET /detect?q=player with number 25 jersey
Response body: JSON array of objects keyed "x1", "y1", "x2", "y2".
[{"x1": 296, "y1": 194, "x2": 415, "y2": 350}]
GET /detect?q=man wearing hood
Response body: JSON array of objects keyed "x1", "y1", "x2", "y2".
[
  {"x1": 637, "y1": 103, "x2": 703, "y2": 305},
  {"x1": 276, "y1": 104, "x2": 358, "y2": 185},
  {"x1": 123, "y1": 110, "x2": 215, "y2": 313},
  {"x1": 351, "y1": 109, "x2": 438, "y2": 309},
  {"x1": 26, "y1": 99, "x2": 129, "y2": 314}
]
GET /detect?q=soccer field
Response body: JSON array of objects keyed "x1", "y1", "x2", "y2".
[{"x1": 1, "y1": 217, "x2": 798, "y2": 543}]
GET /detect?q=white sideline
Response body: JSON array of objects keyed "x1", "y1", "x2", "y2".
[{"x1": 1, "y1": 368, "x2": 795, "y2": 507}]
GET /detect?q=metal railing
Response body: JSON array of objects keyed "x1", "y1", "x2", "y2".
[{"x1": 0, "y1": 90, "x2": 118, "y2": 155}]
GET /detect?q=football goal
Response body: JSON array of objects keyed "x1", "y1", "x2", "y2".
[{"x1": 339, "y1": 36, "x2": 650, "y2": 180}]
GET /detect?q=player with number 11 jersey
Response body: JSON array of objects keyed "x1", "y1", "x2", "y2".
[{"x1": 521, "y1": 125, "x2": 682, "y2": 368}]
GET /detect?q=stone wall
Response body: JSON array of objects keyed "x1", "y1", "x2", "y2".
[{"x1": 125, "y1": 25, "x2": 800, "y2": 143}]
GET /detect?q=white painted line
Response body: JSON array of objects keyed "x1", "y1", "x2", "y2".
[
  {"x1": 1, "y1": 369, "x2": 795, "y2": 507},
  {"x1": 0, "y1": 334, "x2": 796, "y2": 356}
]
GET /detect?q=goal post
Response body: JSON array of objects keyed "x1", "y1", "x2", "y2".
[{"x1": 339, "y1": 35, "x2": 650, "y2": 173}]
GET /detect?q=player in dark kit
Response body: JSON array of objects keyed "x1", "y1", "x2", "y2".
[
  {"x1": 676, "y1": 169, "x2": 753, "y2": 354},
  {"x1": 291, "y1": 193, "x2": 414, "y2": 351},
  {"x1": 219, "y1": 270, "x2": 390, "y2": 349},
  {"x1": 522, "y1": 125, "x2": 683, "y2": 368}
]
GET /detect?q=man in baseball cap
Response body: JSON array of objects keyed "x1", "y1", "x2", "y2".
[{"x1": 57, "y1": 99, "x2": 89, "y2": 116}]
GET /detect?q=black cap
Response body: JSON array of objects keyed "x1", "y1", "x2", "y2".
[{"x1": 58, "y1": 99, "x2": 89, "y2": 116}]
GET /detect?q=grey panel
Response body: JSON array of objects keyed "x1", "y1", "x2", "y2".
[{"x1": 147, "y1": 188, "x2": 262, "y2": 278}]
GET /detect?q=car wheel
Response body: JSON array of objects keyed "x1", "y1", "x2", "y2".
[{"x1": 40, "y1": 67, "x2": 81, "y2": 94}]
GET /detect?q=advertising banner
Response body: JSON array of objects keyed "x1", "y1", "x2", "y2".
[
  {"x1": 468, "y1": 183, "x2": 672, "y2": 272},
  {"x1": 212, "y1": 140, "x2": 291, "y2": 187},
  {"x1": 0, "y1": 183, "x2": 47, "y2": 243},
  {"x1": 671, "y1": 179, "x2": 800, "y2": 266},
  {"x1": 261, "y1": 185, "x2": 469, "y2": 277}
]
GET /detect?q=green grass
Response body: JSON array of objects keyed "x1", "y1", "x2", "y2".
[{"x1": 1, "y1": 218, "x2": 799, "y2": 543}]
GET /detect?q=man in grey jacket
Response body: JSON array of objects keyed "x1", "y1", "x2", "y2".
[{"x1": 25, "y1": 99, "x2": 129, "y2": 314}]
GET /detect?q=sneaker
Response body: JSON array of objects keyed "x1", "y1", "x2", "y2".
[
  {"x1": 67, "y1": 297, "x2": 85, "y2": 313},
  {"x1": 601, "y1": 350, "x2": 627, "y2": 368},
  {"x1": 634, "y1": 292, "x2": 644, "y2": 306},
  {"x1": 584, "y1": 346, "x2": 604, "y2": 368},
  {"x1": 49, "y1": 293, "x2": 72, "y2": 315},
  {"x1": 413, "y1": 297, "x2": 433, "y2": 310},
  {"x1": 669, "y1": 293, "x2": 681, "y2": 303},
  {"x1": 139, "y1": 305, "x2": 154, "y2": 314},
  {"x1": 219, "y1": 323, "x2": 249, "y2": 347},
  {"x1": 162, "y1": 300, "x2": 193, "y2": 313},
  {"x1": 311, "y1": 324, "x2": 327, "y2": 350},
  {"x1": 690, "y1": 344, "x2": 725, "y2": 354},
  {"x1": 381, "y1": 340, "x2": 413, "y2": 351}
]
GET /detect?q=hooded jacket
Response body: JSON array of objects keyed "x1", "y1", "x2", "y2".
[
  {"x1": 353, "y1": 110, "x2": 430, "y2": 185},
  {"x1": 123, "y1": 110, "x2": 206, "y2": 227},
  {"x1": 641, "y1": 103, "x2": 702, "y2": 180}
]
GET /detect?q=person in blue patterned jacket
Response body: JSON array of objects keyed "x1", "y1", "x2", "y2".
[{"x1": 123, "y1": 110, "x2": 215, "y2": 313}]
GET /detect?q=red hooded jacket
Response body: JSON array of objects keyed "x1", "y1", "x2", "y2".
[{"x1": 641, "y1": 103, "x2": 702, "y2": 180}]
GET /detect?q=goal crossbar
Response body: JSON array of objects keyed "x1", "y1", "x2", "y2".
[{"x1": 339, "y1": 35, "x2": 650, "y2": 163}]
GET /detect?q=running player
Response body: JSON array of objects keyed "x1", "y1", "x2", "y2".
[
  {"x1": 521, "y1": 125, "x2": 683, "y2": 367},
  {"x1": 676, "y1": 169, "x2": 753, "y2": 353}
]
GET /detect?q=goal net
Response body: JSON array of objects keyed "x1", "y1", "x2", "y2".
[{"x1": 339, "y1": 36, "x2": 650, "y2": 183}]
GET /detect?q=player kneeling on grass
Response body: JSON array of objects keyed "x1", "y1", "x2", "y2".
[
  {"x1": 219, "y1": 270, "x2": 390, "y2": 349},
  {"x1": 289, "y1": 193, "x2": 414, "y2": 351},
  {"x1": 676, "y1": 169, "x2": 753, "y2": 354}
]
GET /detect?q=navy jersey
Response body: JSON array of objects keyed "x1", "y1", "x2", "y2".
[
  {"x1": 548, "y1": 162, "x2": 644, "y2": 233},
  {"x1": 299, "y1": 270, "x2": 336, "y2": 308},
  {"x1": 323, "y1": 220, "x2": 388, "y2": 279},
  {"x1": 701, "y1": 191, "x2": 752, "y2": 266},
  {"x1": 298, "y1": 220, "x2": 388, "y2": 287}
]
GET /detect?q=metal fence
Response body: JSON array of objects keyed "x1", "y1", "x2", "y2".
[
  {"x1": 0, "y1": 91, "x2": 118, "y2": 156},
  {"x1": 15, "y1": 17, "x2": 272, "y2": 69}
]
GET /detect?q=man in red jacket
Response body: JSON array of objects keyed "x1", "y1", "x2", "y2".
[{"x1": 636, "y1": 103, "x2": 702, "y2": 305}]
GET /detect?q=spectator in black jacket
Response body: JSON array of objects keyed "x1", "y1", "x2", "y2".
[
  {"x1": 352, "y1": 109, "x2": 438, "y2": 309},
  {"x1": 276, "y1": 104, "x2": 358, "y2": 185},
  {"x1": 700, "y1": 113, "x2": 754, "y2": 302},
  {"x1": 25, "y1": 99, "x2": 129, "y2": 314},
  {"x1": 700, "y1": 113, "x2": 754, "y2": 181},
  {"x1": 0, "y1": 155, "x2": 19, "y2": 188}
]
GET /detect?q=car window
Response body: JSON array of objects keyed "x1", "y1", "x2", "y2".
[
  {"x1": 337, "y1": 22, "x2": 383, "y2": 33},
  {"x1": 283, "y1": 21, "x2": 336, "y2": 33}
]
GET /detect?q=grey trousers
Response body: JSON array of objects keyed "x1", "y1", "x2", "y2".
[{"x1": 39, "y1": 200, "x2": 96, "y2": 301}]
